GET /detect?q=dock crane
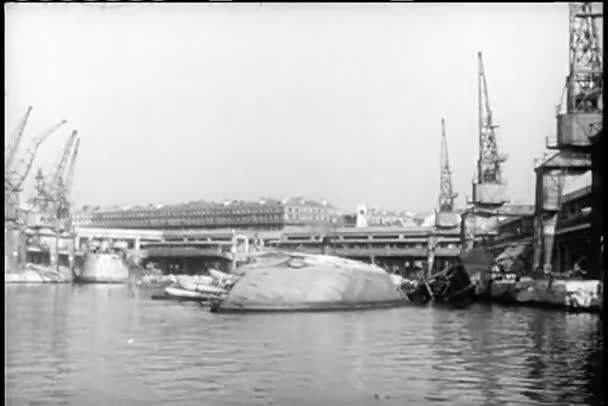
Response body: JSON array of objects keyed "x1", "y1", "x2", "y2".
[
  {"x1": 471, "y1": 52, "x2": 508, "y2": 207},
  {"x1": 4, "y1": 110, "x2": 67, "y2": 270},
  {"x1": 5, "y1": 105, "x2": 32, "y2": 174},
  {"x1": 428, "y1": 118, "x2": 460, "y2": 276},
  {"x1": 48, "y1": 130, "x2": 78, "y2": 198},
  {"x1": 5, "y1": 119, "x2": 68, "y2": 192},
  {"x1": 29, "y1": 130, "x2": 80, "y2": 228},
  {"x1": 5, "y1": 118, "x2": 67, "y2": 222},
  {"x1": 438, "y1": 118, "x2": 457, "y2": 213},
  {"x1": 533, "y1": 2, "x2": 603, "y2": 273},
  {"x1": 459, "y1": 52, "x2": 511, "y2": 253},
  {"x1": 435, "y1": 118, "x2": 459, "y2": 229},
  {"x1": 57, "y1": 137, "x2": 80, "y2": 226}
]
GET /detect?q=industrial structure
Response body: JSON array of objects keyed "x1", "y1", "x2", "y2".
[
  {"x1": 25, "y1": 128, "x2": 82, "y2": 267},
  {"x1": 111, "y1": 225, "x2": 463, "y2": 277},
  {"x1": 532, "y1": 2, "x2": 603, "y2": 277},
  {"x1": 458, "y1": 52, "x2": 523, "y2": 254},
  {"x1": 435, "y1": 118, "x2": 460, "y2": 229},
  {"x1": 6, "y1": 3, "x2": 600, "y2": 284},
  {"x1": 468, "y1": 2, "x2": 603, "y2": 279},
  {"x1": 472, "y1": 52, "x2": 508, "y2": 208},
  {"x1": 4, "y1": 106, "x2": 68, "y2": 271}
]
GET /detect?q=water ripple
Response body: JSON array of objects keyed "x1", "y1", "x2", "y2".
[{"x1": 5, "y1": 285, "x2": 603, "y2": 405}]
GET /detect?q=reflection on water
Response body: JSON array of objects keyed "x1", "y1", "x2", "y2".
[{"x1": 5, "y1": 285, "x2": 604, "y2": 405}]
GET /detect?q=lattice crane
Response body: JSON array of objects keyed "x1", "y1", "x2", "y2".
[
  {"x1": 5, "y1": 106, "x2": 32, "y2": 174},
  {"x1": 471, "y1": 52, "x2": 508, "y2": 207},
  {"x1": 56, "y1": 137, "x2": 80, "y2": 223},
  {"x1": 48, "y1": 130, "x2": 78, "y2": 197},
  {"x1": 62, "y1": 137, "x2": 80, "y2": 201},
  {"x1": 5, "y1": 119, "x2": 68, "y2": 192},
  {"x1": 477, "y1": 52, "x2": 506, "y2": 187},
  {"x1": 461, "y1": 53, "x2": 510, "y2": 252},
  {"x1": 30, "y1": 131, "x2": 80, "y2": 227},
  {"x1": 533, "y1": 2, "x2": 603, "y2": 271},
  {"x1": 554, "y1": 2, "x2": 603, "y2": 148},
  {"x1": 438, "y1": 118, "x2": 457, "y2": 212},
  {"x1": 566, "y1": 2, "x2": 603, "y2": 114}
]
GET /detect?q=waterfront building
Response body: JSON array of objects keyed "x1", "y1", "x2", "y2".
[{"x1": 484, "y1": 181, "x2": 592, "y2": 276}]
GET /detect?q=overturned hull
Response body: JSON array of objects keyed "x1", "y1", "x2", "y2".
[
  {"x1": 213, "y1": 253, "x2": 408, "y2": 313},
  {"x1": 77, "y1": 252, "x2": 129, "y2": 283}
]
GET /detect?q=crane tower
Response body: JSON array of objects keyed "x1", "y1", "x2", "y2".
[
  {"x1": 533, "y1": 2, "x2": 603, "y2": 273},
  {"x1": 436, "y1": 118, "x2": 460, "y2": 229},
  {"x1": 556, "y1": 2, "x2": 603, "y2": 149},
  {"x1": 438, "y1": 118, "x2": 457, "y2": 212},
  {"x1": 471, "y1": 52, "x2": 508, "y2": 207}
]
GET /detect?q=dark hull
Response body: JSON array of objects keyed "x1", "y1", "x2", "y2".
[{"x1": 211, "y1": 299, "x2": 411, "y2": 313}]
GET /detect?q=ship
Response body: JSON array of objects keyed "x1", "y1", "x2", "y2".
[
  {"x1": 210, "y1": 251, "x2": 409, "y2": 313},
  {"x1": 75, "y1": 241, "x2": 130, "y2": 283}
]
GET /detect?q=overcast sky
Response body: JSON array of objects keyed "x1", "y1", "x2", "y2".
[{"x1": 5, "y1": 3, "x2": 572, "y2": 213}]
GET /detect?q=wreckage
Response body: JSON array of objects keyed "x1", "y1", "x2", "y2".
[{"x1": 209, "y1": 251, "x2": 409, "y2": 312}]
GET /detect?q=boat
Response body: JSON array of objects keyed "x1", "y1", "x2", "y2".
[
  {"x1": 209, "y1": 269, "x2": 235, "y2": 281},
  {"x1": 404, "y1": 264, "x2": 478, "y2": 307},
  {"x1": 75, "y1": 251, "x2": 130, "y2": 283},
  {"x1": 210, "y1": 252, "x2": 409, "y2": 313},
  {"x1": 159, "y1": 286, "x2": 226, "y2": 301}
]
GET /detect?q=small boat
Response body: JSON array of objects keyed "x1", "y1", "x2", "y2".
[
  {"x1": 404, "y1": 264, "x2": 476, "y2": 307},
  {"x1": 209, "y1": 269, "x2": 235, "y2": 281},
  {"x1": 156, "y1": 286, "x2": 227, "y2": 302}
]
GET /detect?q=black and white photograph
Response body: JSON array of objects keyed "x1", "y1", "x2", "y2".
[{"x1": 4, "y1": 2, "x2": 605, "y2": 405}]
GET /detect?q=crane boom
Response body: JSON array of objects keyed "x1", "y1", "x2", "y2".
[
  {"x1": 438, "y1": 118, "x2": 457, "y2": 212},
  {"x1": 62, "y1": 137, "x2": 80, "y2": 199},
  {"x1": 477, "y1": 51, "x2": 504, "y2": 185},
  {"x1": 6, "y1": 119, "x2": 67, "y2": 191},
  {"x1": 51, "y1": 130, "x2": 78, "y2": 190},
  {"x1": 5, "y1": 106, "x2": 33, "y2": 173}
]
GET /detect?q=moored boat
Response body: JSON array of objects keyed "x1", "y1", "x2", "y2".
[
  {"x1": 158, "y1": 286, "x2": 226, "y2": 301},
  {"x1": 76, "y1": 251, "x2": 129, "y2": 283}
]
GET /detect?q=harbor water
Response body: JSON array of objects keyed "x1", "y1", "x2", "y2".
[{"x1": 5, "y1": 284, "x2": 604, "y2": 406}]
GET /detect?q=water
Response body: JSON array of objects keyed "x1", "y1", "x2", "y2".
[{"x1": 5, "y1": 284, "x2": 604, "y2": 406}]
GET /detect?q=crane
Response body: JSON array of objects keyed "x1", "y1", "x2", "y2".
[
  {"x1": 5, "y1": 105, "x2": 33, "y2": 174},
  {"x1": 565, "y1": 2, "x2": 603, "y2": 115},
  {"x1": 461, "y1": 53, "x2": 510, "y2": 252},
  {"x1": 476, "y1": 52, "x2": 507, "y2": 188},
  {"x1": 438, "y1": 118, "x2": 457, "y2": 212},
  {"x1": 29, "y1": 131, "x2": 80, "y2": 228},
  {"x1": 5, "y1": 119, "x2": 68, "y2": 192},
  {"x1": 533, "y1": 2, "x2": 603, "y2": 272},
  {"x1": 62, "y1": 137, "x2": 80, "y2": 201},
  {"x1": 48, "y1": 130, "x2": 78, "y2": 197},
  {"x1": 56, "y1": 137, "x2": 80, "y2": 222}
]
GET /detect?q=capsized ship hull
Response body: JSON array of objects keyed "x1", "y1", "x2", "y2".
[
  {"x1": 213, "y1": 253, "x2": 409, "y2": 312},
  {"x1": 77, "y1": 252, "x2": 129, "y2": 283}
]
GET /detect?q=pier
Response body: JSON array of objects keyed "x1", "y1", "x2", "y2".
[{"x1": 133, "y1": 226, "x2": 462, "y2": 276}]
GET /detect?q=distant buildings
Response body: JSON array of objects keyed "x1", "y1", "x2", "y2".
[
  {"x1": 73, "y1": 197, "x2": 341, "y2": 231},
  {"x1": 72, "y1": 195, "x2": 447, "y2": 233},
  {"x1": 345, "y1": 205, "x2": 419, "y2": 228}
]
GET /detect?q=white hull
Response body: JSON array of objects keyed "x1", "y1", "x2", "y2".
[
  {"x1": 215, "y1": 253, "x2": 408, "y2": 312},
  {"x1": 77, "y1": 252, "x2": 129, "y2": 283}
]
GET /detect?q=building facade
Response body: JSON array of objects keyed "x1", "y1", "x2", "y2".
[{"x1": 73, "y1": 198, "x2": 341, "y2": 231}]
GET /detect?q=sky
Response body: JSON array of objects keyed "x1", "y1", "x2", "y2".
[{"x1": 5, "y1": 3, "x2": 573, "y2": 213}]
